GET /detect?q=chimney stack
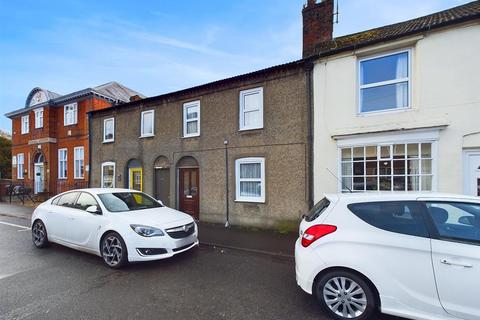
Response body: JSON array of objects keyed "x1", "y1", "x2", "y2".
[{"x1": 302, "y1": 0, "x2": 334, "y2": 58}]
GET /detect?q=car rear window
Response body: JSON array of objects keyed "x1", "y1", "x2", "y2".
[
  {"x1": 348, "y1": 201, "x2": 429, "y2": 238},
  {"x1": 304, "y1": 198, "x2": 331, "y2": 222}
]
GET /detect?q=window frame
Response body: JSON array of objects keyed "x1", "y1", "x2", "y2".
[
  {"x1": 34, "y1": 108, "x2": 43, "y2": 129},
  {"x1": 17, "y1": 153, "x2": 24, "y2": 179},
  {"x1": 103, "y1": 118, "x2": 115, "y2": 143},
  {"x1": 239, "y1": 87, "x2": 264, "y2": 131},
  {"x1": 235, "y1": 157, "x2": 265, "y2": 203},
  {"x1": 64, "y1": 103, "x2": 78, "y2": 126},
  {"x1": 21, "y1": 115, "x2": 29, "y2": 134},
  {"x1": 73, "y1": 146, "x2": 84, "y2": 179},
  {"x1": 101, "y1": 162, "x2": 116, "y2": 188},
  {"x1": 58, "y1": 148, "x2": 68, "y2": 179},
  {"x1": 140, "y1": 110, "x2": 155, "y2": 138},
  {"x1": 183, "y1": 101, "x2": 201, "y2": 138},
  {"x1": 358, "y1": 49, "x2": 412, "y2": 115}
]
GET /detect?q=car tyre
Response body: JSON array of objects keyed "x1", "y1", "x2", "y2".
[
  {"x1": 32, "y1": 219, "x2": 49, "y2": 248},
  {"x1": 315, "y1": 270, "x2": 377, "y2": 320},
  {"x1": 101, "y1": 232, "x2": 128, "y2": 269}
]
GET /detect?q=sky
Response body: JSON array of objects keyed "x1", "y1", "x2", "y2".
[{"x1": 0, "y1": 0, "x2": 469, "y2": 133}]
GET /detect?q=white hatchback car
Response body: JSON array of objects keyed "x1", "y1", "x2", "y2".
[
  {"x1": 295, "y1": 193, "x2": 480, "y2": 320},
  {"x1": 31, "y1": 188, "x2": 198, "y2": 268}
]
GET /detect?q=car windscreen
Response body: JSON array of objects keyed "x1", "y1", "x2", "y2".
[
  {"x1": 304, "y1": 197, "x2": 330, "y2": 222},
  {"x1": 98, "y1": 192, "x2": 162, "y2": 212}
]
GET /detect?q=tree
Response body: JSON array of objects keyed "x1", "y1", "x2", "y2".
[{"x1": 0, "y1": 136, "x2": 12, "y2": 179}]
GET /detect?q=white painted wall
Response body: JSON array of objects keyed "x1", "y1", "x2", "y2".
[{"x1": 313, "y1": 22, "x2": 480, "y2": 201}]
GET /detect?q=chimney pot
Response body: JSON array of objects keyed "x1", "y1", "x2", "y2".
[{"x1": 129, "y1": 95, "x2": 142, "y2": 102}]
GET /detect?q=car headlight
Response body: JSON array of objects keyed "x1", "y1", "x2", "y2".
[{"x1": 130, "y1": 225, "x2": 164, "y2": 237}]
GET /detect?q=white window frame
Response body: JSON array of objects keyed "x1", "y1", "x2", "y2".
[
  {"x1": 235, "y1": 157, "x2": 265, "y2": 203},
  {"x1": 103, "y1": 118, "x2": 115, "y2": 143},
  {"x1": 239, "y1": 87, "x2": 264, "y2": 131},
  {"x1": 34, "y1": 108, "x2": 43, "y2": 129},
  {"x1": 64, "y1": 102, "x2": 78, "y2": 126},
  {"x1": 336, "y1": 129, "x2": 439, "y2": 193},
  {"x1": 17, "y1": 153, "x2": 24, "y2": 179},
  {"x1": 101, "y1": 162, "x2": 116, "y2": 188},
  {"x1": 74, "y1": 147, "x2": 84, "y2": 179},
  {"x1": 21, "y1": 115, "x2": 29, "y2": 134},
  {"x1": 140, "y1": 110, "x2": 155, "y2": 138},
  {"x1": 58, "y1": 148, "x2": 68, "y2": 179},
  {"x1": 358, "y1": 49, "x2": 412, "y2": 115},
  {"x1": 183, "y1": 101, "x2": 200, "y2": 138}
]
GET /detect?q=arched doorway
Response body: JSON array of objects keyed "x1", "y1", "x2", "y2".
[
  {"x1": 33, "y1": 152, "x2": 45, "y2": 194},
  {"x1": 176, "y1": 156, "x2": 199, "y2": 219},
  {"x1": 126, "y1": 159, "x2": 142, "y2": 191},
  {"x1": 154, "y1": 156, "x2": 170, "y2": 206}
]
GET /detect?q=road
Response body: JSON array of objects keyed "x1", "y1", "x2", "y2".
[{"x1": 0, "y1": 215, "x2": 402, "y2": 320}]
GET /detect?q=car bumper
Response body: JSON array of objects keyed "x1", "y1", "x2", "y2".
[
  {"x1": 295, "y1": 238, "x2": 327, "y2": 295},
  {"x1": 126, "y1": 228, "x2": 199, "y2": 262}
]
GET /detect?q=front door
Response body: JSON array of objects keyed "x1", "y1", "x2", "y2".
[
  {"x1": 465, "y1": 152, "x2": 480, "y2": 196},
  {"x1": 34, "y1": 164, "x2": 44, "y2": 194},
  {"x1": 155, "y1": 168, "x2": 170, "y2": 206},
  {"x1": 129, "y1": 168, "x2": 142, "y2": 191},
  {"x1": 178, "y1": 168, "x2": 199, "y2": 219}
]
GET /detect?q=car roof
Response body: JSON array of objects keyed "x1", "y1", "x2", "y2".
[
  {"x1": 324, "y1": 192, "x2": 480, "y2": 204},
  {"x1": 60, "y1": 188, "x2": 140, "y2": 195}
]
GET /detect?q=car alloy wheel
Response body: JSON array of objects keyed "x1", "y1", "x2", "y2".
[
  {"x1": 323, "y1": 277, "x2": 367, "y2": 318},
  {"x1": 32, "y1": 220, "x2": 48, "y2": 248},
  {"x1": 316, "y1": 271, "x2": 377, "y2": 320},
  {"x1": 101, "y1": 232, "x2": 127, "y2": 268}
]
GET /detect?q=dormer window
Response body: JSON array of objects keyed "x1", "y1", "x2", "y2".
[{"x1": 359, "y1": 50, "x2": 410, "y2": 113}]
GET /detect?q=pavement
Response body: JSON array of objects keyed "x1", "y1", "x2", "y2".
[
  {"x1": 0, "y1": 202, "x2": 298, "y2": 258},
  {"x1": 0, "y1": 214, "x2": 402, "y2": 320}
]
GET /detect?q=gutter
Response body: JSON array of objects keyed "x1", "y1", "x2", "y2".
[{"x1": 88, "y1": 112, "x2": 92, "y2": 187}]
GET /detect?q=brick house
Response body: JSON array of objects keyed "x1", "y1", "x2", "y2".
[
  {"x1": 5, "y1": 82, "x2": 144, "y2": 197},
  {"x1": 89, "y1": 63, "x2": 312, "y2": 228}
]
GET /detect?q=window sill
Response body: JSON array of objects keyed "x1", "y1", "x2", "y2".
[
  {"x1": 64, "y1": 123, "x2": 78, "y2": 127},
  {"x1": 182, "y1": 134, "x2": 200, "y2": 139},
  {"x1": 239, "y1": 127, "x2": 263, "y2": 132},
  {"x1": 358, "y1": 106, "x2": 411, "y2": 117},
  {"x1": 102, "y1": 140, "x2": 114, "y2": 144},
  {"x1": 139, "y1": 134, "x2": 155, "y2": 139},
  {"x1": 74, "y1": 177, "x2": 84, "y2": 180},
  {"x1": 235, "y1": 198, "x2": 265, "y2": 204}
]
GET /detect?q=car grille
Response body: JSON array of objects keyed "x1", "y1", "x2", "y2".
[{"x1": 166, "y1": 222, "x2": 195, "y2": 239}]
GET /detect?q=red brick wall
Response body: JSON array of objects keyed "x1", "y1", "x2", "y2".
[{"x1": 302, "y1": 0, "x2": 334, "y2": 58}]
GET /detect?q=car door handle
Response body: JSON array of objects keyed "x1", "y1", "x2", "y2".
[{"x1": 440, "y1": 258, "x2": 473, "y2": 268}]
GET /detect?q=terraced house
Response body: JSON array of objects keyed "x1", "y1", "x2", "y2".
[
  {"x1": 5, "y1": 82, "x2": 144, "y2": 197},
  {"x1": 303, "y1": 0, "x2": 480, "y2": 199},
  {"x1": 89, "y1": 62, "x2": 311, "y2": 228}
]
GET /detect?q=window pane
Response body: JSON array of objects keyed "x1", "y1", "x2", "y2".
[
  {"x1": 421, "y1": 143, "x2": 432, "y2": 158},
  {"x1": 240, "y1": 181, "x2": 261, "y2": 197},
  {"x1": 353, "y1": 177, "x2": 365, "y2": 191},
  {"x1": 75, "y1": 193, "x2": 97, "y2": 211},
  {"x1": 407, "y1": 159, "x2": 420, "y2": 174},
  {"x1": 366, "y1": 177, "x2": 378, "y2": 191},
  {"x1": 426, "y1": 202, "x2": 480, "y2": 243},
  {"x1": 341, "y1": 148, "x2": 352, "y2": 161},
  {"x1": 378, "y1": 160, "x2": 392, "y2": 175},
  {"x1": 365, "y1": 146, "x2": 376, "y2": 160},
  {"x1": 353, "y1": 162, "x2": 364, "y2": 175},
  {"x1": 380, "y1": 146, "x2": 390, "y2": 159},
  {"x1": 186, "y1": 107, "x2": 198, "y2": 119},
  {"x1": 365, "y1": 161, "x2": 377, "y2": 175},
  {"x1": 348, "y1": 201, "x2": 429, "y2": 238},
  {"x1": 421, "y1": 159, "x2": 432, "y2": 174},
  {"x1": 240, "y1": 163, "x2": 261, "y2": 179},
  {"x1": 379, "y1": 176, "x2": 392, "y2": 191},
  {"x1": 407, "y1": 176, "x2": 420, "y2": 191},
  {"x1": 407, "y1": 144, "x2": 419, "y2": 158},
  {"x1": 103, "y1": 165, "x2": 114, "y2": 188},
  {"x1": 393, "y1": 176, "x2": 406, "y2": 191},
  {"x1": 353, "y1": 147, "x2": 364, "y2": 161},
  {"x1": 143, "y1": 113, "x2": 153, "y2": 134},
  {"x1": 243, "y1": 92, "x2": 261, "y2": 111},
  {"x1": 393, "y1": 144, "x2": 405, "y2": 159},
  {"x1": 244, "y1": 110, "x2": 260, "y2": 128},
  {"x1": 360, "y1": 52, "x2": 408, "y2": 85},
  {"x1": 342, "y1": 177, "x2": 352, "y2": 191},
  {"x1": 58, "y1": 192, "x2": 79, "y2": 207},
  {"x1": 342, "y1": 162, "x2": 352, "y2": 176},
  {"x1": 361, "y1": 82, "x2": 408, "y2": 112},
  {"x1": 186, "y1": 120, "x2": 198, "y2": 135},
  {"x1": 422, "y1": 176, "x2": 433, "y2": 191}
]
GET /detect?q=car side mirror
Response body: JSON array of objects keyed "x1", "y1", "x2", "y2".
[
  {"x1": 86, "y1": 205, "x2": 102, "y2": 215},
  {"x1": 157, "y1": 200, "x2": 164, "y2": 206}
]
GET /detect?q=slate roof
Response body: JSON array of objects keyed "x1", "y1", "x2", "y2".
[
  {"x1": 5, "y1": 82, "x2": 145, "y2": 118},
  {"x1": 309, "y1": 0, "x2": 480, "y2": 57}
]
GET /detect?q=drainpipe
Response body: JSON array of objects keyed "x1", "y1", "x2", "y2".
[
  {"x1": 87, "y1": 113, "x2": 92, "y2": 187},
  {"x1": 224, "y1": 139, "x2": 230, "y2": 228},
  {"x1": 306, "y1": 59, "x2": 315, "y2": 209}
]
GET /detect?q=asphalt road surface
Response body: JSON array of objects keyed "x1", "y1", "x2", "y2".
[{"x1": 0, "y1": 215, "x2": 403, "y2": 320}]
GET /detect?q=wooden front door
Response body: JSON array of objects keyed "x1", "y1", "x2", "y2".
[
  {"x1": 155, "y1": 168, "x2": 170, "y2": 206},
  {"x1": 178, "y1": 168, "x2": 199, "y2": 219}
]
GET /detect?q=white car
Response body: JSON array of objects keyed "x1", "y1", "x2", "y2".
[
  {"x1": 295, "y1": 193, "x2": 480, "y2": 320},
  {"x1": 31, "y1": 188, "x2": 198, "y2": 268}
]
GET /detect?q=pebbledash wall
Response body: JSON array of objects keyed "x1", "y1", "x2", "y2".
[
  {"x1": 89, "y1": 62, "x2": 311, "y2": 228},
  {"x1": 312, "y1": 21, "x2": 480, "y2": 200}
]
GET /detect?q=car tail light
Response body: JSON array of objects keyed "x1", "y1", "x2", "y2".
[{"x1": 301, "y1": 224, "x2": 337, "y2": 247}]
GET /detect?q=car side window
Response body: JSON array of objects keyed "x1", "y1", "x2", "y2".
[
  {"x1": 74, "y1": 192, "x2": 99, "y2": 211},
  {"x1": 51, "y1": 195, "x2": 61, "y2": 205},
  {"x1": 57, "y1": 192, "x2": 80, "y2": 208},
  {"x1": 348, "y1": 201, "x2": 429, "y2": 238},
  {"x1": 425, "y1": 202, "x2": 480, "y2": 244}
]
